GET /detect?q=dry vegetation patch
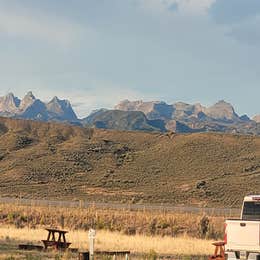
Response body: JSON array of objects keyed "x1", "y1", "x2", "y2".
[
  {"x1": 0, "y1": 117, "x2": 260, "y2": 206},
  {"x1": 0, "y1": 203, "x2": 226, "y2": 239},
  {"x1": 0, "y1": 226, "x2": 214, "y2": 256},
  {"x1": 0, "y1": 203, "x2": 232, "y2": 258}
]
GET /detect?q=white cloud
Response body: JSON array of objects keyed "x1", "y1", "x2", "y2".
[
  {"x1": 176, "y1": 0, "x2": 216, "y2": 15},
  {"x1": 0, "y1": 7, "x2": 84, "y2": 49},
  {"x1": 70, "y1": 86, "x2": 144, "y2": 118},
  {"x1": 139, "y1": 0, "x2": 216, "y2": 15}
]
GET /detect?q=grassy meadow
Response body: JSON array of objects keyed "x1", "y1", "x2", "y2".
[
  {"x1": 0, "y1": 227, "x2": 214, "y2": 259},
  {"x1": 0, "y1": 202, "x2": 234, "y2": 259}
]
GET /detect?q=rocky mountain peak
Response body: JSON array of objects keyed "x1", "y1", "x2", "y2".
[
  {"x1": 25, "y1": 91, "x2": 35, "y2": 99},
  {"x1": 19, "y1": 91, "x2": 37, "y2": 111},
  {"x1": 48, "y1": 96, "x2": 72, "y2": 108},
  {"x1": 115, "y1": 100, "x2": 169, "y2": 117},
  {"x1": 51, "y1": 96, "x2": 59, "y2": 102},
  {"x1": 115, "y1": 99, "x2": 145, "y2": 110},
  {"x1": 46, "y1": 96, "x2": 77, "y2": 121},
  {"x1": 50, "y1": 96, "x2": 71, "y2": 105},
  {"x1": 6, "y1": 92, "x2": 14, "y2": 99},
  {"x1": 0, "y1": 92, "x2": 21, "y2": 113},
  {"x1": 253, "y1": 115, "x2": 260, "y2": 123},
  {"x1": 0, "y1": 92, "x2": 79, "y2": 123},
  {"x1": 194, "y1": 103, "x2": 206, "y2": 113},
  {"x1": 205, "y1": 100, "x2": 239, "y2": 122},
  {"x1": 214, "y1": 100, "x2": 234, "y2": 110}
]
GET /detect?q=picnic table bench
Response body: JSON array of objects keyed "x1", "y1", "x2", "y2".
[{"x1": 42, "y1": 228, "x2": 71, "y2": 250}]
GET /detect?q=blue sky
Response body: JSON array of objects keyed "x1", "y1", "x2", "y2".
[{"x1": 0, "y1": 0, "x2": 259, "y2": 118}]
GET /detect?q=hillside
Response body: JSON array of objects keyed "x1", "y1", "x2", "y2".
[
  {"x1": 0, "y1": 117, "x2": 259, "y2": 207},
  {"x1": 82, "y1": 109, "x2": 166, "y2": 132}
]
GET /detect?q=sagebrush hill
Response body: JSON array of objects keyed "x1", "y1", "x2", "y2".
[{"x1": 0, "y1": 117, "x2": 259, "y2": 207}]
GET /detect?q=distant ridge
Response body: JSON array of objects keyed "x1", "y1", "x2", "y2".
[
  {"x1": 0, "y1": 92, "x2": 79, "y2": 124},
  {"x1": 0, "y1": 92, "x2": 259, "y2": 134},
  {"x1": 109, "y1": 99, "x2": 260, "y2": 135}
]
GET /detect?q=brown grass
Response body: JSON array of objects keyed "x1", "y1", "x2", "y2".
[
  {"x1": 0, "y1": 203, "x2": 228, "y2": 258},
  {"x1": 0, "y1": 117, "x2": 260, "y2": 207},
  {"x1": 0, "y1": 226, "x2": 214, "y2": 256},
  {"x1": 0, "y1": 203, "x2": 227, "y2": 239}
]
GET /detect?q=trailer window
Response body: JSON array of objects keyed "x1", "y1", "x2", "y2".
[{"x1": 242, "y1": 201, "x2": 260, "y2": 220}]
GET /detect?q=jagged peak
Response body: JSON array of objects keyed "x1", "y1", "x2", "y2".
[
  {"x1": 216, "y1": 99, "x2": 228, "y2": 104},
  {"x1": 115, "y1": 99, "x2": 165, "y2": 109},
  {"x1": 0, "y1": 92, "x2": 20, "y2": 112},
  {"x1": 48, "y1": 96, "x2": 61, "y2": 104},
  {"x1": 209, "y1": 100, "x2": 235, "y2": 110},
  {"x1": 174, "y1": 101, "x2": 190, "y2": 106},
  {"x1": 213, "y1": 100, "x2": 234, "y2": 108},
  {"x1": 194, "y1": 102, "x2": 203, "y2": 106},
  {"x1": 24, "y1": 91, "x2": 36, "y2": 99},
  {"x1": 6, "y1": 92, "x2": 15, "y2": 98},
  {"x1": 0, "y1": 91, "x2": 78, "y2": 122},
  {"x1": 21, "y1": 92, "x2": 36, "y2": 104},
  {"x1": 1, "y1": 92, "x2": 18, "y2": 102},
  {"x1": 19, "y1": 92, "x2": 42, "y2": 112},
  {"x1": 253, "y1": 115, "x2": 260, "y2": 123},
  {"x1": 205, "y1": 99, "x2": 239, "y2": 122},
  {"x1": 49, "y1": 96, "x2": 71, "y2": 106}
]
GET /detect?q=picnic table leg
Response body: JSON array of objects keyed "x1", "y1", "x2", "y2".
[
  {"x1": 47, "y1": 231, "x2": 51, "y2": 241},
  {"x1": 58, "y1": 232, "x2": 62, "y2": 242},
  {"x1": 62, "y1": 233, "x2": 66, "y2": 243},
  {"x1": 51, "y1": 231, "x2": 55, "y2": 241}
]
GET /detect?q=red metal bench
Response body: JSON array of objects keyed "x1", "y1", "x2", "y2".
[{"x1": 208, "y1": 241, "x2": 225, "y2": 260}]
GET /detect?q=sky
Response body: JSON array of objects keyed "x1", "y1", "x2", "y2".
[{"x1": 0, "y1": 0, "x2": 259, "y2": 118}]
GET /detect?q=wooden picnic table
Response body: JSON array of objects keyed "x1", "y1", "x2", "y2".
[{"x1": 42, "y1": 228, "x2": 71, "y2": 250}]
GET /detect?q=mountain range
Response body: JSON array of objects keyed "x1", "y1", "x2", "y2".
[
  {"x1": 0, "y1": 92, "x2": 78, "y2": 123},
  {"x1": 0, "y1": 92, "x2": 260, "y2": 135},
  {"x1": 85, "y1": 99, "x2": 260, "y2": 135}
]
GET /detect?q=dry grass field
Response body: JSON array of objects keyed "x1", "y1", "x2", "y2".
[
  {"x1": 0, "y1": 117, "x2": 260, "y2": 207},
  {"x1": 0, "y1": 203, "x2": 230, "y2": 259},
  {"x1": 0, "y1": 226, "x2": 214, "y2": 257},
  {"x1": 0, "y1": 203, "x2": 228, "y2": 239}
]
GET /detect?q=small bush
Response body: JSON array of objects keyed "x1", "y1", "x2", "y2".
[{"x1": 197, "y1": 215, "x2": 209, "y2": 238}]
